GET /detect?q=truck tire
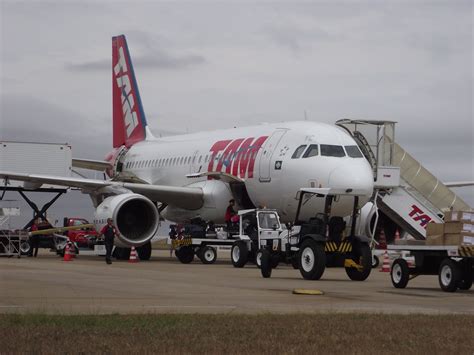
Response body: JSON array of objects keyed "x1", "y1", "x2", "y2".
[
  {"x1": 260, "y1": 249, "x2": 272, "y2": 278},
  {"x1": 346, "y1": 244, "x2": 372, "y2": 281},
  {"x1": 459, "y1": 277, "x2": 473, "y2": 291},
  {"x1": 231, "y1": 241, "x2": 248, "y2": 268},
  {"x1": 438, "y1": 258, "x2": 460, "y2": 292},
  {"x1": 457, "y1": 263, "x2": 472, "y2": 290},
  {"x1": 20, "y1": 241, "x2": 31, "y2": 256},
  {"x1": 271, "y1": 255, "x2": 279, "y2": 269},
  {"x1": 291, "y1": 257, "x2": 299, "y2": 269},
  {"x1": 255, "y1": 249, "x2": 263, "y2": 269},
  {"x1": 391, "y1": 258, "x2": 410, "y2": 288},
  {"x1": 199, "y1": 246, "x2": 217, "y2": 264},
  {"x1": 372, "y1": 255, "x2": 380, "y2": 269},
  {"x1": 176, "y1": 246, "x2": 194, "y2": 264},
  {"x1": 298, "y1": 239, "x2": 326, "y2": 280},
  {"x1": 137, "y1": 242, "x2": 152, "y2": 261}
]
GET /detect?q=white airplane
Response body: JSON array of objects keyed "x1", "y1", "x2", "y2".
[{"x1": 0, "y1": 35, "x2": 374, "y2": 256}]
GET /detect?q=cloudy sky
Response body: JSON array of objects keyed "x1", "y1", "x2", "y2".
[{"x1": 1, "y1": 0, "x2": 472, "y2": 227}]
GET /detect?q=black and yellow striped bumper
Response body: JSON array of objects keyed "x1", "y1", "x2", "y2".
[
  {"x1": 325, "y1": 241, "x2": 352, "y2": 253},
  {"x1": 458, "y1": 245, "x2": 474, "y2": 257}
]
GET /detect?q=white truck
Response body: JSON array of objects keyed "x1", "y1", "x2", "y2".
[{"x1": 0, "y1": 141, "x2": 72, "y2": 188}]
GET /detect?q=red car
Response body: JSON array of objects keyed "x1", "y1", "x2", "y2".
[{"x1": 63, "y1": 217, "x2": 98, "y2": 248}]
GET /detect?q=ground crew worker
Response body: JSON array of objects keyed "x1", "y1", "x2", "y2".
[
  {"x1": 28, "y1": 218, "x2": 39, "y2": 257},
  {"x1": 225, "y1": 199, "x2": 237, "y2": 230},
  {"x1": 99, "y1": 218, "x2": 119, "y2": 264}
]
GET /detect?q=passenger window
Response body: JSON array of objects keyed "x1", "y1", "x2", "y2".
[
  {"x1": 303, "y1": 144, "x2": 319, "y2": 158},
  {"x1": 345, "y1": 145, "x2": 363, "y2": 158},
  {"x1": 320, "y1": 145, "x2": 346, "y2": 157},
  {"x1": 291, "y1": 145, "x2": 307, "y2": 159}
]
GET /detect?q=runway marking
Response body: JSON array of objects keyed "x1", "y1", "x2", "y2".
[
  {"x1": 0, "y1": 305, "x2": 24, "y2": 308},
  {"x1": 144, "y1": 305, "x2": 237, "y2": 309}
]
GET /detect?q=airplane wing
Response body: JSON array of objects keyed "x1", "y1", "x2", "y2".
[
  {"x1": 444, "y1": 181, "x2": 474, "y2": 188},
  {"x1": 0, "y1": 171, "x2": 203, "y2": 210},
  {"x1": 72, "y1": 158, "x2": 111, "y2": 171}
]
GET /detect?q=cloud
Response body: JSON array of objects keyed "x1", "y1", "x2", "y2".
[
  {"x1": 66, "y1": 51, "x2": 205, "y2": 72},
  {"x1": 65, "y1": 32, "x2": 206, "y2": 72},
  {"x1": 262, "y1": 24, "x2": 343, "y2": 52},
  {"x1": 0, "y1": 94, "x2": 110, "y2": 160}
]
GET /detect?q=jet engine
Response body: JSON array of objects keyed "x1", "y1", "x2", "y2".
[
  {"x1": 94, "y1": 193, "x2": 159, "y2": 247},
  {"x1": 355, "y1": 202, "x2": 404, "y2": 244}
]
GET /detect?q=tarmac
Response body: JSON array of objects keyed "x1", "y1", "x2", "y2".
[{"x1": 0, "y1": 249, "x2": 472, "y2": 315}]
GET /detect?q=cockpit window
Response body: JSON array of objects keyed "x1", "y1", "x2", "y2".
[
  {"x1": 302, "y1": 144, "x2": 319, "y2": 158},
  {"x1": 291, "y1": 145, "x2": 307, "y2": 159},
  {"x1": 320, "y1": 145, "x2": 346, "y2": 157},
  {"x1": 345, "y1": 145, "x2": 363, "y2": 158}
]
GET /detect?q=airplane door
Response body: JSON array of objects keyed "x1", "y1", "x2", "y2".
[
  {"x1": 259, "y1": 129, "x2": 287, "y2": 182},
  {"x1": 190, "y1": 150, "x2": 200, "y2": 174}
]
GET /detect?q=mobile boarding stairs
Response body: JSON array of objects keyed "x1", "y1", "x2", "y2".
[{"x1": 336, "y1": 119, "x2": 471, "y2": 240}]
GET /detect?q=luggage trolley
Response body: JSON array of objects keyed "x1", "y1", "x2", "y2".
[{"x1": 388, "y1": 243, "x2": 474, "y2": 292}]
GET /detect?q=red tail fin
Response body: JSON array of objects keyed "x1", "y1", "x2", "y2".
[{"x1": 112, "y1": 35, "x2": 147, "y2": 148}]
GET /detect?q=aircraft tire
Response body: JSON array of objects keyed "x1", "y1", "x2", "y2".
[
  {"x1": 298, "y1": 239, "x2": 326, "y2": 280},
  {"x1": 114, "y1": 247, "x2": 131, "y2": 260},
  {"x1": 137, "y1": 242, "x2": 152, "y2": 261}
]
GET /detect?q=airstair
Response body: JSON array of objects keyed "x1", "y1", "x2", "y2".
[{"x1": 336, "y1": 119, "x2": 472, "y2": 239}]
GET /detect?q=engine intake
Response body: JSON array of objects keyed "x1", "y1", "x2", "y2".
[{"x1": 94, "y1": 193, "x2": 159, "y2": 247}]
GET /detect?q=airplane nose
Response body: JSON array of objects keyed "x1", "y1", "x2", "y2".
[{"x1": 328, "y1": 162, "x2": 374, "y2": 197}]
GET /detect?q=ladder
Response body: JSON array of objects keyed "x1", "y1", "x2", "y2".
[{"x1": 336, "y1": 119, "x2": 472, "y2": 239}]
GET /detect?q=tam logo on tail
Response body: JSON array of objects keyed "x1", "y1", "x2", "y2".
[
  {"x1": 114, "y1": 46, "x2": 139, "y2": 138},
  {"x1": 112, "y1": 35, "x2": 147, "y2": 148}
]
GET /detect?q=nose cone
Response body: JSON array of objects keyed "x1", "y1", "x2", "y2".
[{"x1": 328, "y1": 161, "x2": 374, "y2": 198}]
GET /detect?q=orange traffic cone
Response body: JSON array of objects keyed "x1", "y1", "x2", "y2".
[
  {"x1": 63, "y1": 243, "x2": 73, "y2": 262},
  {"x1": 380, "y1": 250, "x2": 390, "y2": 272},
  {"x1": 129, "y1": 246, "x2": 139, "y2": 263}
]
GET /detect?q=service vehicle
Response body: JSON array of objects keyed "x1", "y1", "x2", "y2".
[
  {"x1": 230, "y1": 208, "x2": 283, "y2": 268},
  {"x1": 255, "y1": 187, "x2": 373, "y2": 281},
  {"x1": 171, "y1": 219, "x2": 240, "y2": 264},
  {"x1": 388, "y1": 243, "x2": 473, "y2": 292},
  {"x1": 63, "y1": 217, "x2": 98, "y2": 248}
]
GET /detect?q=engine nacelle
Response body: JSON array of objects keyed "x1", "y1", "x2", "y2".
[
  {"x1": 94, "y1": 193, "x2": 159, "y2": 247},
  {"x1": 354, "y1": 202, "x2": 405, "y2": 243}
]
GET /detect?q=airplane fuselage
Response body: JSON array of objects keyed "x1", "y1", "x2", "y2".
[{"x1": 114, "y1": 121, "x2": 374, "y2": 223}]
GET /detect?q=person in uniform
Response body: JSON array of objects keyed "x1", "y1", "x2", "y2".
[
  {"x1": 28, "y1": 218, "x2": 39, "y2": 257},
  {"x1": 225, "y1": 199, "x2": 237, "y2": 230},
  {"x1": 99, "y1": 218, "x2": 119, "y2": 264}
]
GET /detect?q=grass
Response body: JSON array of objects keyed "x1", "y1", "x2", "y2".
[{"x1": 1, "y1": 313, "x2": 473, "y2": 354}]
